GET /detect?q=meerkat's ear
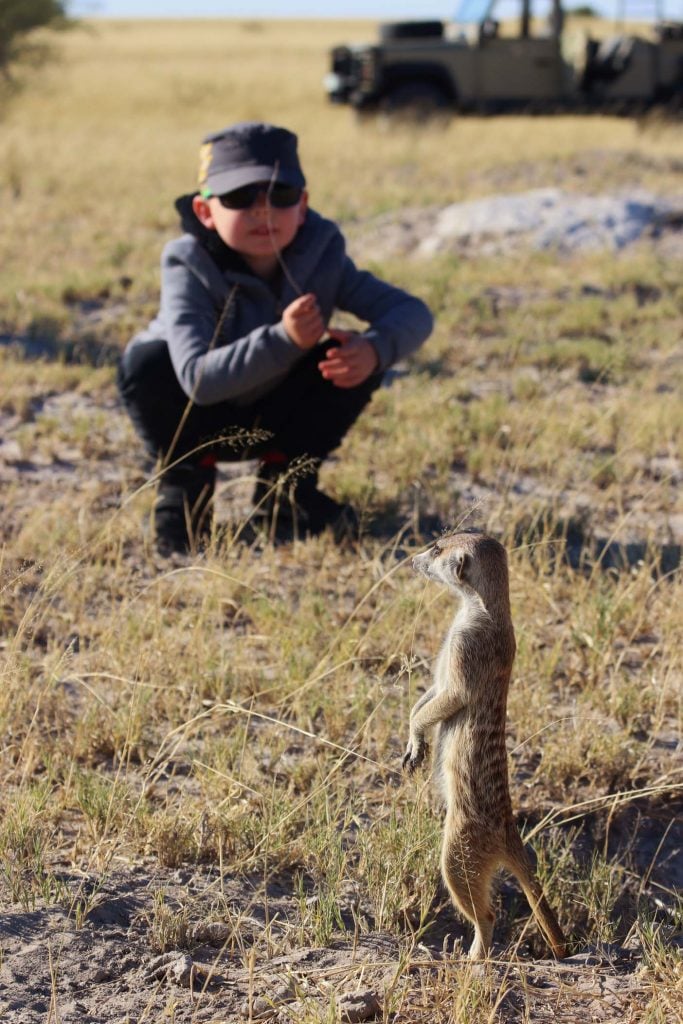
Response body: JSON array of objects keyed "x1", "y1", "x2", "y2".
[{"x1": 453, "y1": 551, "x2": 470, "y2": 580}]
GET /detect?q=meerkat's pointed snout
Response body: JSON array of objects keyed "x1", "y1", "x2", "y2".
[{"x1": 412, "y1": 551, "x2": 429, "y2": 575}]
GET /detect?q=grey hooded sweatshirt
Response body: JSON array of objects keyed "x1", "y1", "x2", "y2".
[{"x1": 126, "y1": 204, "x2": 433, "y2": 407}]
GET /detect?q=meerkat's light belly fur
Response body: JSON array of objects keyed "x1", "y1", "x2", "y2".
[{"x1": 432, "y1": 604, "x2": 498, "y2": 812}]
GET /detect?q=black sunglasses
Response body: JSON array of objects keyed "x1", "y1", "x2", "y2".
[{"x1": 215, "y1": 182, "x2": 303, "y2": 210}]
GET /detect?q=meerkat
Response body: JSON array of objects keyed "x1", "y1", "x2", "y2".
[{"x1": 403, "y1": 530, "x2": 566, "y2": 961}]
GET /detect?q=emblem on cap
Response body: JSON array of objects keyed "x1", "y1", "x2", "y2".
[{"x1": 198, "y1": 142, "x2": 213, "y2": 189}]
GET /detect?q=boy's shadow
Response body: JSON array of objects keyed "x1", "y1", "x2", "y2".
[
  {"x1": 0, "y1": 331, "x2": 121, "y2": 367},
  {"x1": 358, "y1": 498, "x2": 443, "y2": 546}
]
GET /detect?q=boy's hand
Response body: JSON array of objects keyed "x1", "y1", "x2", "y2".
[
  {"x1": 283, "y1": 293, "x2": 325, "y2": 350},
  {"x1": 319, "y1": 329, "x2": 380, "y2": 388}
]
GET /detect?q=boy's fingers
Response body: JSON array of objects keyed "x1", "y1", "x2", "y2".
[
  {"x1": 293, "y1": 304, "x2": 322, "y2": 324},
  {"x1": 291, "y1": 303, "x2": 317, "y2": 320},
  {"x1": 294, "y1": 312, "x2": 320, "y2": 330},
  {"x1": 319, "y1": 358, "x2": 366, "y2": 387},
  {"x1": 320, "y1": 363, "x2": 355, "y2": 382},
  {"x1": 322, "y1": 349, "x2": 359, "y2": 369},
  {"x1": 293, "y1": 313, "x2": 323, "y2": 336},
  {"x1": 289, "y1": 292, "x2": 317, "y2": 314},
  {"x1": 322, "y1": 341, "x2": 356, "y2": 359},
  {"x1": 327, "y1": 327, "x2": 353, "y2": 344},
  {"x1": 319, "y1": 355, "x2": 346, "y2": 372},
  {"x1": 320, "y1": 338, "x2": 377, "y2": 386}
]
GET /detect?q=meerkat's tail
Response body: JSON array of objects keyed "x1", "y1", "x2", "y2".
[{"x1": 503, "y1": 831, "x2": 567, "y2": 959}]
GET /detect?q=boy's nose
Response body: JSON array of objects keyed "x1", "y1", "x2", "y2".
[{"x1": 250, "y1": 191, "x2": 273, "y2": 219}]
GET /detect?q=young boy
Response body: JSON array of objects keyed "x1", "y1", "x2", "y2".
[{"x1": 117, "y1": 121, "x2": 433, "y2": 553}]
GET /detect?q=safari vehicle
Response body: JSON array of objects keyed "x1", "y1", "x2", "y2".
[{"x1": 324, "y1": 1, "x2": 683, "y2": 114}]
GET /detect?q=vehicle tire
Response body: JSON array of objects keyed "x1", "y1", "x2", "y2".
[
  {"x1": 379, "y1": 21, "x2": 444, "y2": 41},
  {"x1": 380, "y1": 81, "x2": 452, "y2": 122}
]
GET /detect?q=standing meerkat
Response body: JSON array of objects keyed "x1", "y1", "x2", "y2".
[{"x1": 404, "y1": 530, "x2": 566, "y2": 960}]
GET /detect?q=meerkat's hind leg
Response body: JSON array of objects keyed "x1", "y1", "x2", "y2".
[
  {"x1": 442, "y1": 838, "x2": 496, "y2": 960},
  {"x1": 503, "y1": 833, "x2": 567, "y2": 959}
]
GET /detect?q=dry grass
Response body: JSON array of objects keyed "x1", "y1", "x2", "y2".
[{"x1": 0, "y1": 16, "x2": 682, "y2": 1024}]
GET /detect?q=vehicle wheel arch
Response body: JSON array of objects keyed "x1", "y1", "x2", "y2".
[{"x1": 380, "y1": 64, "x2": 458, "y2": 108}]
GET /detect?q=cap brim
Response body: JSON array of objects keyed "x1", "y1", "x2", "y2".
[{"x1": 205, "y1": 164, "x2": 305, "y2": 195}]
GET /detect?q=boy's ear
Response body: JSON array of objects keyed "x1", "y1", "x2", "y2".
[{"x1": 192, "y1": 194, "x2": 215, "y2": 230}]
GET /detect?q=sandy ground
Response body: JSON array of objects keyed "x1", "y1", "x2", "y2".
[
  {"x1": 349, "y1": 188, "x2": 683, "y2": 261},
  {"x1": 1, "y1": 821, "x2": 680, "y2": 1024}
]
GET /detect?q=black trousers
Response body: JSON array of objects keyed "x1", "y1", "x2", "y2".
[{"x1": 117, "y1": 338, "x2": 383, "y2": 470}]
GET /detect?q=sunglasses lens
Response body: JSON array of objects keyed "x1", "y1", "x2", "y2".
[
  {"x1": 217, "y1": 183, "x2": 302, "y2": 210},
  {"x1": 269, "y1": 185, "x2": 303, "y2": 208},
  {"x1": 218, "y1": 185, "x2": 259, "y2": 209}
]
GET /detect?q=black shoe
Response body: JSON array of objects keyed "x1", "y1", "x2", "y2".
[
  {"x1": 153, "y1": 464, "x2": 215, "y2": 556},
  {"x1": 251, "y1": 463, "x2": 356, "y2": 541},
  {"x1": 294, "y1": 480, "x2": 358, "y2": 538}
]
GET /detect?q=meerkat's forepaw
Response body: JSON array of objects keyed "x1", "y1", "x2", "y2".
[{"x1": 402, "y1": 738, "x2": 427, "y2": 773}]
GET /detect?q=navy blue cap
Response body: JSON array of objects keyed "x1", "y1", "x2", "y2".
[{"x1": 198, "y1": 121, "x2": 306, "y2": 197}]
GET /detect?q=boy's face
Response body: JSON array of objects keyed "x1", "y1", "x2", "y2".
[{"x1": 192, "y1": 185, "x2": 307, "y2": 277}]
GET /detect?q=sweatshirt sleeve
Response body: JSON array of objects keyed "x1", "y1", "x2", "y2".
[
  {"x1": 335, "y1": 256, "x2": 433, "y2": 371},
  {"x1": 160, "y1": 251, "x2": 302, "y2": 406}
]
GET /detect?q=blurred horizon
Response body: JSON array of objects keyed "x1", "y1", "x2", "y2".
[{"x1": 69, "y1": 1, "x2": 682, "y2": 21}]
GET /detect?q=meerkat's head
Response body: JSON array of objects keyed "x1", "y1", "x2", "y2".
[{"x1": 412, "y1": 530, "x2": 510, "y2": 609}]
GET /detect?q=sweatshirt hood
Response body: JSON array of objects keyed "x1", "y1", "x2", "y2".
[{"x1": 174, "y1": 193, "x2": 252, "y2": 275}]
